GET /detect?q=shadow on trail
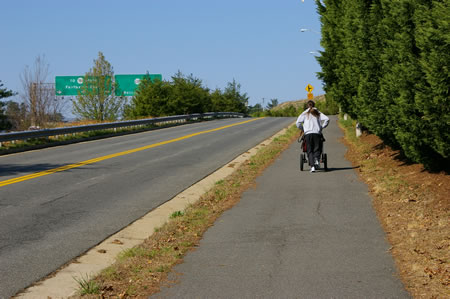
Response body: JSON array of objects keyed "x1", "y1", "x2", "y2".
[{"x1": 324, "y1": 166, "x2": 360, "y2": 172}]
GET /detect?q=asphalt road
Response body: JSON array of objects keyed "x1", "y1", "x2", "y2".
[
  {"x1": 0, "y1": 117, "x2": 294, "y2": 298},
  {"x1": 156, "y1": 116, "x2": 409, "y2": 298}
]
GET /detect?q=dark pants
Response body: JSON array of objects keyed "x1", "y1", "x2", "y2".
[{"x1": 305, "y1": 133, "x2": 321, "y2": 166}]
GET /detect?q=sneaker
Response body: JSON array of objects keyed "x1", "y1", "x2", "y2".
[
  {"x1": 310, "y1": 166, "x2": 315, "y2": 173},
  {"x1": 314, "y1": 159, "x2": 320, "y2": 168}
]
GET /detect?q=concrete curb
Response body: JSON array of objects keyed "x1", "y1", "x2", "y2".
[{"x1": 15, "y1": 123, "x2": 293, "y2": 298}]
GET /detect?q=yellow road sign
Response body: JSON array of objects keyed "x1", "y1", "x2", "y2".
[
  {"x1": 305, "y1": 84, "x2": 314, "y2": 93},
  {"x1": 307, "y1": 92, "x2": 314, "y2": 100}
]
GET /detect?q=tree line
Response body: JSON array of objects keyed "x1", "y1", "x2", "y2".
[
  {"x1": 124, "y1": 72, "x2": 248, "y2": 119},
  {"x1": 71, "y1": 52, "x2": 249, "y2": 121},
  {"x1": 0, "y1": 52, "x2": 249, "y2": 131},
  {"x1": 316, "y1": 0, "x2": 449, "y2": 169}
]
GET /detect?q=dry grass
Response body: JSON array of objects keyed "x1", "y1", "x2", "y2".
[
  {"x1": 272, "y1": 94, "x2": 326, "y2": 111},
  {"x1": 339, "y1": 118, "x2": 450, "y2": 298},
  {"x1": 72, "y1": 125, "x2": 300, "y2": 298}
]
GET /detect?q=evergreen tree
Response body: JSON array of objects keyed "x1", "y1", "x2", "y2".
[
  {"x1": 169, "y1": 71, "x2": 211, "y2": 115},
  {"x1": 221, "y1": 79, "x2": 249, "y2": 114},
  {"x1": 125, "y1": 72, "x2": 249, "y2": 117},
  {"x1": 413, "y1": 0, "x2": 450, "y2": 165},
  {"x1": 0, "y1": 80, "x2": 15, "y2": 130},
  {"x1": 209, "y1": 80, "x2": 248, "y2": 114},
  {"x1": 316, "y1": 0, "x2": 449, "y2": 168},
  {"x1": 6, "y1": 101, "x2": 29, "y2": 130},
  {"x1": 316, "y1": 0, "x2": 345, "y2": 113},
  {"x1": 0, "y1": 80, "x2": 14, "y2": 99},
  {"x1": 125, "y1": 76, "x2": 172, "y2": 118},
  {"x1": 266, "y1": 99, "x2": 279, "y2": 110},
  {"x1": 210, "y1": 88, "x2": 227, "y2": 112},
  {"x1": 248, "y1": 103, "x2": 264, "y2": 116},
  {"x1": 356, "y1": 1, "x2": 388, "y2": 139}
]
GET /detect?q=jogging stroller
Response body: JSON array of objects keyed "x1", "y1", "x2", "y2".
[{"x1": 298, "y1": 134, "x2": 328, "y2": 171}]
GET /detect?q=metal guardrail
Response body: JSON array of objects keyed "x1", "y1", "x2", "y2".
[{"x1": 0, "y1": 112, "x2": 244, "y2": 145}]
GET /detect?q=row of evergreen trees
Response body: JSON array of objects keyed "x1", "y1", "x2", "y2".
[
  {"x1": 124, "y1": 72, "x2": 248, "y2": 119},
  {"x1": 316, "y1": 0, "x2": 449, "y2": 168},
  {"x1": 0, "y1": 81, "x2": 15, "y2": 130}
]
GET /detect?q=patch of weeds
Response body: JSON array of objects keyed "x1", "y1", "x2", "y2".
[
  {"x1": 101, "y1": 267, "x2": 120, "y2": 280},
  {"x1": 160, "y1": 246, "x2": 173, "y2": 254},
  {"x1": 215, "y1": 179, "x2": 224, "y2": 185},
  {"x1": 119, "y1": 247, "x2": 149, "y2": 260},
  {"x1": 132, "y1": 265, "x2": 144, "y2": 274},
  {"x1": 339, "y1": 117, "x2": 359, "y2": 144},
  {"x1": 74, "y1": 275, "x2": 100, "y2": 295},
  {"x1": 156, "y1": 265, "x2": 169, "y2": 272},
  {"x1": 192, "y1": 207, "x2": 209, "y2": 219},
  {"x1": 180, "y1": 241, "x2": 193, "y2": 247},
  {"x1": 170, "y1": 210, "x2": 184, "y2": 218},
  {"x1": 214, "y1": 188, "x2": 227, "y2": 200},
  {"x1": 126, "y1": 285, "x2": 137, "y2": 296}
]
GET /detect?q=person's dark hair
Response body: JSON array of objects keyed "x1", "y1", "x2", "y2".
[{"x1": 307, "y1": 100, "x2": 320, "y2": 117}]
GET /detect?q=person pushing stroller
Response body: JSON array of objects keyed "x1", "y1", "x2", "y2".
[{"x1": 296, "y1": 100, "x2": 329, "y2": 173}]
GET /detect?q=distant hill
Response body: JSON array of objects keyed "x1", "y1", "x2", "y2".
[{"x1": 272, "y1": 94, "x2": 325, "y2": 111}]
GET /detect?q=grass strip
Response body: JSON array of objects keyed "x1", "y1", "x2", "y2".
[
  {"x1": 338, "y1": 116, "x2": 449, "y2": 298},
  {"x1": 72, "y1": 124, "x2": 300, "y2": 298}
]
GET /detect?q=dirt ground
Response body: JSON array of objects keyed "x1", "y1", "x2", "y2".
[{"x1": 341, "y1": 131, "x2": 449, "y2": 298}]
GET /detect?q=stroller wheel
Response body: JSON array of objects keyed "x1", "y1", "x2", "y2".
[{"x1": 300, "y1": 153, "x2": 305, "y2": 171}]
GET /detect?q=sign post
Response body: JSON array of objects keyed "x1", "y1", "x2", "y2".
[{"x1": 305, "y1": 84, "x2": 314, "y2": 100}]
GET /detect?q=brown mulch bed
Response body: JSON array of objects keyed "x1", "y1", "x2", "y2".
[{"x1": 341, "y1": 131, "x2": 449, "y2": 298}]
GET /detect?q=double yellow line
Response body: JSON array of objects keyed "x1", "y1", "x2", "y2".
[{"x1": 0, "y1": 118, "x2": 261, "y2": 188}]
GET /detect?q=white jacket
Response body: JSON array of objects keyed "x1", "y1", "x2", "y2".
[{"x1": 296, "y1": 108, "x2": 329, "y2": 135}]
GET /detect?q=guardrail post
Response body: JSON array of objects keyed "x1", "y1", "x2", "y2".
[{"x1": 356, "y1": 122, "x2": 362, "y2": 138}]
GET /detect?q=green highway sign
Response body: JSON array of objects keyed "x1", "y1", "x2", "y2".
[
  {"x1": 115, "y1": 74, "x2": 162, "y2": 96},
  {"x1": 55, "y1": 75, "x2": 112, "y2": 96},
  {"x1": 56, "y1": 74, "x2": 162, "y2": 96},
  {"x1": 55, "y1": 76, "x2": 85, "y2": 96}
]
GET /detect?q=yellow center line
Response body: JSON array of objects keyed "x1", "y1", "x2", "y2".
[{"x1": 0, "y1": 118, "x2": 262, "y2": 188}]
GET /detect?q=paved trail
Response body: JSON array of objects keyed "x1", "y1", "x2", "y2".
[
  {"x1": 0, "y1": 118, "x2": 294, "y2": 298},
  {"x1": 156, "y1": 116, "x2": 409, "y2": 298}
]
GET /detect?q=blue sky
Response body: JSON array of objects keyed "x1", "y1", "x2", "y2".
[{"x1": 1, "y1": 0, "x2": 323, "y2": 113}]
